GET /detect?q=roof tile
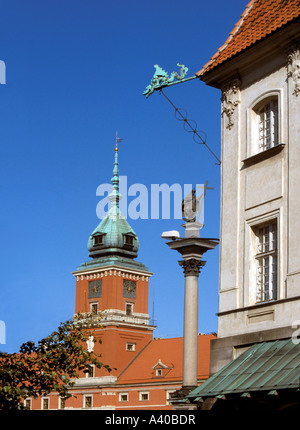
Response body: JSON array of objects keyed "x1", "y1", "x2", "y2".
[
  {"x1": 117, "y1": 334, "x2": 215, "y2": 384},
  {"x1": 198, "y1": 0, "x2": 300, "y2": 76}
]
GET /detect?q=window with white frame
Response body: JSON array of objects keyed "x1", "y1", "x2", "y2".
[
  {"x1": 42, "y1": 397, "x2": 49, "y2": 410},
  {"x1": 139, "y1": 391, "x2": 149, "y2": 401},
  {"x1": 85, "y1": 364, "x2": 95, "y2": 378},
  {"x1": 90, "y1": 302, "x2": 98, "y2": 314},
  {"x1": 126, "y1": 342, "x2": 135, "y2": 351},
  {"x1": 24, "y1": 398, "x2": 31, "y2": 410},
  {"x1": 119, "y1": 392, "x2": 128, "y2": 402},
  {"x1": 156, "y1": 368, "x2": 163, "y2": 377},
  {"x1": 59, "y1": 397, "x2": 66, "y2": 409},
  {"x1": 166, "y1": 390, "x2": 176, "y2": 405},
  {"x1": 84, "y1": 395, "x2": 93, "y2": 408},
  {"x1": 255, "y1": 222, "x2": 278, "y2": 302},
  {"x1": 126, "y1": 302, "x2": 133, "y2": 315},
  {"x1": 256, "y1": 98, "x2": 278, "y2": 152}
]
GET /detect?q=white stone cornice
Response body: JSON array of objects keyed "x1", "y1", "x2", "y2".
[
  {"x1": 72, "y1": 375, "x2": 117, "y2": 387},
  {"x1": 73, "y1": 309, "x2": 156, "y2": 329},
  {"x1": 73, "y1": 265, "x2": 152, "y2": 280}
]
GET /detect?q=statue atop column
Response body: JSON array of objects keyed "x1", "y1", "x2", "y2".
[{"x1": 181, "y1": 189, "x2": 200, "y2": 223}]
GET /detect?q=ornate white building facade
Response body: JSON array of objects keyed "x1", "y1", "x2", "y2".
[{"x1": 198, "y1": 0, "x2": 300, "y2": 374}]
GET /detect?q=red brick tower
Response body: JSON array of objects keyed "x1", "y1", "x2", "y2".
[{"x1": 73, "y1": 143, "x2": 155, "y2": 377}]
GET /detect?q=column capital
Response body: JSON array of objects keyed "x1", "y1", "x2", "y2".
[{"x1": 178, "y1": 258, "x2": 206, "y2": 277}]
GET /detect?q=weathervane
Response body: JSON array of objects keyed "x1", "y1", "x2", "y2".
[
  {"x1": 143, "y1": 63, "x2": 196, "y2": 98},
  {"x1": 115, "y1": 131, "x2": 123, "y2": 151}
]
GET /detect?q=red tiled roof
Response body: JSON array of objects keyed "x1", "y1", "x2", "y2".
[
  {"x1": 198, "y1": 0, "x2": 300, "y2": 76},
  {"x1": 117, "y1": 334, "x2": 215, "y2": 384}
]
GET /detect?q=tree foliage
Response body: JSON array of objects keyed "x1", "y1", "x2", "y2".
[{"x1": 0, "y1": 316, "x2": 111, "y2": 410}]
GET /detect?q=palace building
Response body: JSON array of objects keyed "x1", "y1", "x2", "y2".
[{"x1": 29, "y1": 143, "x2": 214, "y2": 411}]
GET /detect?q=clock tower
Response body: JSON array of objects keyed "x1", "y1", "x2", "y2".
[{"x1": 73, "y1": 142, "x2": 155, "y2": 376}]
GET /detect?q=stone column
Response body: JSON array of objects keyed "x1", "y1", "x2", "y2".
[
  {"x1": 179, "y1": 258, "x2": 205, "y2": 389},
  {"x1": 163, "y1": 230, "x2": 218, "y2": 408}
]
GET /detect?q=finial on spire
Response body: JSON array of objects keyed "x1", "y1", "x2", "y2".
[
  {"x1": 110, "y1": 132, "x2": 122, "y2": 216},
  {"x1": 115, "y1": 131, "x2": 123, "y2": 152},
  {"x1": 111, "y1": 131, "x2": 123, "y2": 196}
]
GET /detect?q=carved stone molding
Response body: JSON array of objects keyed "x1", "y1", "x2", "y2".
[
  {"x1": 221, "y1": 78, "x2": 241, "y2": 129},
  {"x1": 179, "y1": 258, "x2": 206, "y2": 277},
  {"x1": 287, "y1": 41, "x2": 300, "y2": 97}
]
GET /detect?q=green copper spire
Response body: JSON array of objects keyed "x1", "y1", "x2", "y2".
[
  {"x1": 108, "y1": 143, "x2": 120, "y2": 220},
  {"x1": 87, "y1": 139, "x2": 139, "y2": 260}
]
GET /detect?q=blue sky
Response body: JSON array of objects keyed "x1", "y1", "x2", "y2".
[{"x1": 0, "y1": 0, "x2": 249, "y2": 353}]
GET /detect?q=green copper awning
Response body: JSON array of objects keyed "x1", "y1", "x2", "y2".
[{"x1": 187, "y1": 339, "x2": 300, "y2": 401}]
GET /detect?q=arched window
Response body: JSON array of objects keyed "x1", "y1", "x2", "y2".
[
  {"x1": 249, "y1": 93, "x2": 280, "y2": 156},
  {"x1": 256, "y1": 98, "x2": 278, "y2": 151}
]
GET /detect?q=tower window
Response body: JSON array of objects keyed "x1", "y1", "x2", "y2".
[
  {"x1": 255, "y1": 222, "x2": 278, "y2": 302},
  {"x1": 125, "y1": 236, "x2": 133, "y2": 245},
  {"x1": 85, "y1": 364, "x2": 95, "y2": 378},
  {"x1": 90, "y1": 302, "x2": 98, "y2": 314},
  {"x1": 124, "y1": 234, "x2": 134, "y2": 246},
  {"x1": 93, "y1": 234, "x2": 104, "y2": 246},
  {"x1": 126, "y1": 342, "x2": 136, "y2": 351},
  {"x1": 126, "y1": 302, "x2": 133, "y2": 315}
]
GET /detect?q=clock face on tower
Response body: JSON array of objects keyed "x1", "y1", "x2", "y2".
[
  {"x1": 88, "y1": 280, "x2": 102, "y2": 299},
  {"x1": 123, "y1": 280, "x2": 136, "y2": 299}
]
